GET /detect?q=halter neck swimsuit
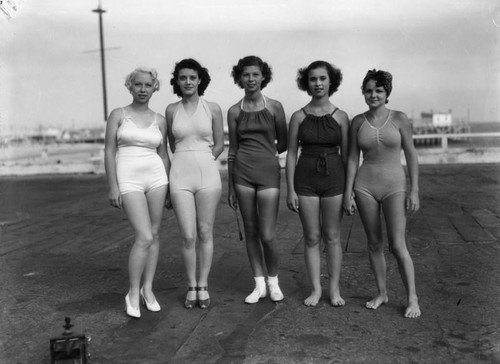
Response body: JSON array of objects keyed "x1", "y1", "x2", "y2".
[
  {"x1": 169, "y1": 98, "x2": 221, "y2": 194},
  {"x1": 294, "y1": 107, "x2": 345, "y2": 197},
  {"x1": 233, "y1": 96, "x2": 281, "y2": 189}
]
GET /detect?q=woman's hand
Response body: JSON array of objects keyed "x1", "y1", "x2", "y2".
[
  {"x1": 287, "y1": 191, "x2": 299, "y2": 213},
  {"x1": 228, "y1": 190, "x2": 238, "y2": 210},
  {"x1": 343, "y1": 193, "x2": 357, "y2": 216},
  {"x1": 108, "y1": 187, "x2": 122, "y2": 209},
  {"x1": 405, "y1": 190, "x2": 420, "y2": 214}
]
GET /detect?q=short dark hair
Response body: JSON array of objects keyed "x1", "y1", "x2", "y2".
[
  {"x1": 361, "y1": 69, "x2": 393, "y2": 103},
  {"x1": 170, "y1": 58, "x2": 211, "y2": 97},
  {"x1": 231, "y1": 55, "x2": 273, "y2": 90},
  {"x1": 297, "y1": 61, "x2": 343, "y2": 96}
]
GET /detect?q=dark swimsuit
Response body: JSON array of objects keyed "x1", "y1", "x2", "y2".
[
  {"x1": 233, "y1": 97, "x2": 281, "y2": 189},
  {"x1": 294, "y1": 108, "x2": 345, "y2": 197}
]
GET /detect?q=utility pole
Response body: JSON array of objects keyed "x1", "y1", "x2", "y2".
[{"x1": 93, "y1": 1, "x2": 108, "y2": 121}]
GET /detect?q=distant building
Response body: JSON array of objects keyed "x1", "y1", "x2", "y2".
[{"x1": 421, "y1": 111, "x2": 453, "y2": 128}]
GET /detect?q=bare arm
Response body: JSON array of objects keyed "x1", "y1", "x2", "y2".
[
  {"x1": 165, "y1": 103, "x2": 177, "y2": 154},
  {"x1": 343, "y1": 115, "x2": 363, "y2": 215},
  {"x1": 227, "y1": 105, "x2": 240, "y2": 210},
  {"x1": 398, "y1": 111, "x2": 420, "y2": 213},
  {"x1": 208, "y1": 101, "x2": 224, "y2": 160},
  {"x1": 270, "y1": 99, "x2": 288, "y2": 154},
  {"x1": 285, "y1": 111, "x2": 303, "y2": 213},
  {"x1": 335, "y1": 109, "x2": 350, "y2": 167},
  {"x1": 104, "y1": 108, "x2": 122, "y2": 209},
  {"x1": 156, "y1": 114, "x2": 171, "y2": 177}
]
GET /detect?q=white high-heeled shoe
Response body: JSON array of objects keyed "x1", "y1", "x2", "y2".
[
  {"x1": 140, "y1": 288, "x2": 161, "y2": 312},
  {"x1": 125, "y1": 293, "x2": 141, "y2": 318}
]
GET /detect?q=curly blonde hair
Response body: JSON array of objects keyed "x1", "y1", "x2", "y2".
[{"x1": 125, "y1": 67, "x2": 160, "y2": 92}]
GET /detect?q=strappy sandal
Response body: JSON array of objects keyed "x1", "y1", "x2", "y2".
[
  {"x1": 184, "y1": 287, "x2": 197, "y2": 309},
  {"x1": 197, "y1": 286, "x2": 210, "y2": 309}
]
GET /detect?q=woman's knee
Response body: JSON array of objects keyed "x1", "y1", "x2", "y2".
[
  {"x1": 135, "y1": 233, "x2": 154, "y2": 248},
  {"x1": 303, "y1": 232, "x2": 322, "y2": 248},
  {"x1": 260, "y1": 231, "x2": 277, "y2": 247},
  {"x1": 367, "y1": 239, "x2": 384, "y2": 253},
  {"x1": 389, "y1": 241, "x2": 410, "y2": 259},
  {"x1": 322, "y1": 230, "x2": 341, "y2": 247},
  {"x1": 197, "y1": 223, "x2": 214, "y2": 244},
  {"x1": 181, "y1": 233, "x2": 197, "y2": 249}
]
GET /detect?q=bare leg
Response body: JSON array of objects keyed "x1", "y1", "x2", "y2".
[
  {"x1": 256, "y1": 188, "x2": 281, "y2": 276},
  {"x1": 298, "y1": 196, "x2": 322, "y2": 306},
  {"x1": 321, "y1": 195, "x2": 345, "y2": 307},
  {"x1": 383, "y1": 193, "x2": 421, "y2": 318},
  {"x1": 140, "y1": 186, "x2": 167, "y2": 303},
  {"x1": 122, "y1": 192, "x2": 155, "y2": 309},
  {"x1": 195, "y1": 187, "x2": 221, "y2": 301},
  {"x1": 355, "y1": 192, "x2": 388, "y2": 309},
  {"x1": 171, "y1": 190, "x2": 198, "y2": 302},
  {"x1": 235, "y1": 184, "x2": 265, "y2": 277}
]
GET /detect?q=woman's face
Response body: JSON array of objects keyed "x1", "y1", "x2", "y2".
[
  {"x1": 177, "y1": 68, "x2": 201, "y2": 97},
  {"x1": 130, "y1": 72, "x2": 155, "y2": 103},
  {"x1": 307, "y1": 67, "x2": 330, "y2": 98},
  {"x1": 240, "y1": 65, "x2": 264, "y2": 92},
  {"x1": 363, "y1": 79, "x2": 387, "y2": 107}
]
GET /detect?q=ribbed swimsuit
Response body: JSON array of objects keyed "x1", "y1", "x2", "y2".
[
  {"x1": 233, "y1": 97, "x2": 281, "y2": 189},
  {"x1": 354, "y1": 111, "x2": 406, "y2": 202},
  {"x1": 294, "y1": 108, "x2": 345, "y2": 197},
  {"x1": 170, "y1": 99, "x2": 221, "y2": 194},
  {"x1": 116, "y1": 108, "x2": 168, "y2": 195}
]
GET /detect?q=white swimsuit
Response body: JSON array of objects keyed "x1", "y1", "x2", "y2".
[
  {"x1": 170, "y1": 99, "x2": 221, "y2": 194},
  {"x1": 116, "y1": 108, "x2": 168, "y2": 195}
]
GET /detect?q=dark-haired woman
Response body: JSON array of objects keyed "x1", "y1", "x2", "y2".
[
  {"x1": 227, "y1": 56, "x2": 288, "y2": 304},
  {"x1": 286, "y1": 61, "x2": 349, "y2": 307},
  {"x1": 165, "y1": 59, "x2": 224, "y2": 309},
  {"x1": 343, "y1": 69, "x2": 421, "y2": 318}
]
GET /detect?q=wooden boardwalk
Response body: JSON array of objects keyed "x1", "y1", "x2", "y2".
[{"x1": 1, "y1": 165, "x2": 499, "y2": 363}]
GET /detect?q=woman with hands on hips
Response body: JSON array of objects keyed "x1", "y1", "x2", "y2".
[
  {"x1": 227, "y1": 56, "x2": 288, "y2": 304},
  {"x1": 165, "y1": 59, "x2": 224, "y2": 309},
  {"x1": 343, "y1": 69, "x2": 421, "y2": 318},
  {"x1": 286, "y1": 60, "x2": 349, "y2": 307},
  {"x1": 105, "y1": 67, "x2": 170, "y2": 318}
]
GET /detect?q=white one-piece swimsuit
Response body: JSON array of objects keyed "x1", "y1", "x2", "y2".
[{"x1": 116, "y1": 108, "x2": 168, "y2": 195}]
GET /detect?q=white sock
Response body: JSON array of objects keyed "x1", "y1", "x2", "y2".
[
  {"x1": 268, "y1": 275, "x2": 279, "y2": 285},
  {"x1": 255, "y1": 276, "x2": 266, "y2": 290}
]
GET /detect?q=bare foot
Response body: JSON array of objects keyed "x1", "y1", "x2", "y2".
[
  {"x1": 329, "y1": 287, "x2": 345, "y2": 306},
  {"x1": 330, "y1": 296, "x2": 345, "y2": 307},
  {"x1": 365, "y1": 294, "x2": 388, "y2": 310},
  {"x1": 304, "y1": 291, "x2": 321, "y2": 307},
  {"x1": 404, "y1": 298, "x2": 421, "y2": 318}
]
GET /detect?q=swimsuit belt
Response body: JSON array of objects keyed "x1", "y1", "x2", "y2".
[{"x1": 300, "y1": 148, "x2": 339, "y2": 176}]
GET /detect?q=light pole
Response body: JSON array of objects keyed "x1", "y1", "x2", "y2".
[{"x1": 92, "y1": 1, "x2": 108, "y2": 121}]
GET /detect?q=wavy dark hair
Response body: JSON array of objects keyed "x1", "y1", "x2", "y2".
[
  {"x1": 296, "y1": 61, "x2": 342, "y2": 96},
  {"x1": 231, "y1": 55, "x2": 273, "y2": 90},
  {"x1": 361, "y1": 69, "x2": 393, "y2": 103},
  {"x1": 170, "y1": 58, "x2": 211, "y2": 97}
]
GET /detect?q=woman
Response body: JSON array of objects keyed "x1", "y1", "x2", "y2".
[
  {"x1": 105, "y1": 67, "x2": 169, "y2": 318},
  {"x1": 227, "y1": 55, "x2": 288, "y2": 304},
  {"x1": 165, "y1": 59, "x2": 224, "y2": 309},
  {"x1": 286, "y1": 61, "x2": 349, "y2": 307},
  {"x1": 343, "y1": 69, "x2": 421, "y2": 318}
]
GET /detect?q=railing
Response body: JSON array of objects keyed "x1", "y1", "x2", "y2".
[{"x1": 413, "y1": 132, "x2": 500, "y2": 149}]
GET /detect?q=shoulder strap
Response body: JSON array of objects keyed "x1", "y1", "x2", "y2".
[
  {"x1": 331, "y1": 107, "x2": 338, "y2": 116},
  {"x1": 301, "y1": 107, "x2": 308, "y2": 116}
]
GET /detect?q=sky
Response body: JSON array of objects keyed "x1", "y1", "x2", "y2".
[{"x1": 0, "y1": 0, "x2": 499, "y2": 134}]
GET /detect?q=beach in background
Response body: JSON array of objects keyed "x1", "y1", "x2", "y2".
[{"x1": 1, "y1": 121, "x2": 499, "y2": 176}]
